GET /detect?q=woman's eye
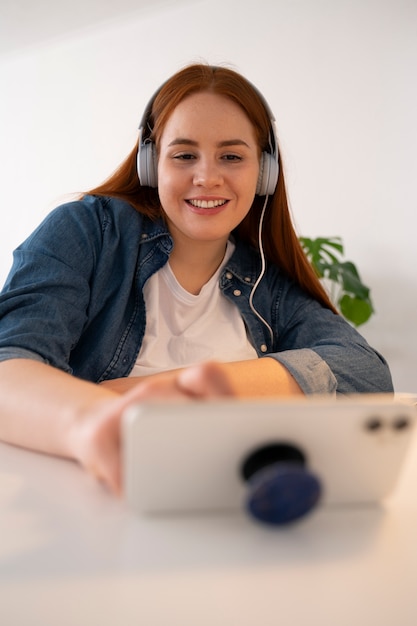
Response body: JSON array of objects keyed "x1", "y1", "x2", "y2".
[
  {"x1": 222, "y1": 154, "x2": 242, "y2": 161},
  {"x1": 173, "y1": 153, "x2": 195, "y2": 160}
]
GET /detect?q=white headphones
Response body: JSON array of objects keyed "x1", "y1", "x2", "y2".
[{"x1": 136, "y1": 73, "x2": 280, "y2": 196}]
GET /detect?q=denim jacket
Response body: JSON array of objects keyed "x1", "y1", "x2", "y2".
[{"x1": 0, "y1": 195, "x2": 393, "y2": 394}]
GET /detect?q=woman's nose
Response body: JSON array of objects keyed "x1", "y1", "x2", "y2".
[{"x1": 193, "y1": 159, "x2": 223, "y2": 188}]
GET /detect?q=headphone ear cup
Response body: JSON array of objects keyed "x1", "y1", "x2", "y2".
[
  {"x1": 256, "y1": 152, "x2": 279, "y2": 196},
  {"x1": 137, "y1": 141, "x2": 158, "y2": 188}
]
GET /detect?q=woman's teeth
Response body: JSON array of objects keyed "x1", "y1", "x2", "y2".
[{"x1": 188, "y1": 199, "x2": 227, "y2": 209}]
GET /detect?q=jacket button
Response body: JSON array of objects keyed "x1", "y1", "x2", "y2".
[
  {"x1": 244, "y1": 276, "x2": 251, "y2": 283},
  {"x1": 233, "y1": 289, "x2": 241, "y2": 296},
  {"x1": 260, "y1": 344, "x2": 268, "y2": 353},
  {"x1": 225, "y1": 272, "x2": 233, "y2": 280}
]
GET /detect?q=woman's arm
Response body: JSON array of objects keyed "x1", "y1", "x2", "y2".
[
  {"x1": 0, "y1": 358, "x2": 239, "y2": 494},
  {"x1": 0, "y1": 358, "x2": 118, "y2": 455},
  {"x1": 100, "y1": 357, "x2": 304, "y2": 396},
  {"x1": 0, "y1": 358, "x2": 128, "y2": 493}
]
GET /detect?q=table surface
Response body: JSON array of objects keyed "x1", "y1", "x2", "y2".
[{"x1": 1, "y1": 425, "x2": 417, "y2": 626}]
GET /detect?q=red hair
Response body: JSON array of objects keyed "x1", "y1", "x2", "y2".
[{"x1": 86, "y1": 63, "x2": 336, "y2": 313}]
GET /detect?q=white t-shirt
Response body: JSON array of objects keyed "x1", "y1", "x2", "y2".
[{"x1": 130, "y1": 241, "x2": 258, "y2": 377}]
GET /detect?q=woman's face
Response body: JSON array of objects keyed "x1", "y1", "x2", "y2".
[{"x1": 157, "y1": 91, "x2": 260, "y2": 250}]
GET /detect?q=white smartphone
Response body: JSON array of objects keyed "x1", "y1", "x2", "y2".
[{"x1": 123, "y1": 395, "x2": 416, "y2": 520}]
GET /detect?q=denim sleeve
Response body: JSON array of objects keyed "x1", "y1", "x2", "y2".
[
  {"x1": 268, "y1": 348, "x2": 337, "y2": 395},
  {"x1": 0, "y1": 346, "x2": 48, "y2": 364},
  {"x1": 0, "y1": 200, "x2": 103, "y2": 373},
  {"x1": 266, "y1": 280, "x2": 394, "y2": 396}
]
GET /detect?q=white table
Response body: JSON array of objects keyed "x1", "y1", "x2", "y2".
[{"x1": 1, "y1": 431, "x2": 417, "y2": 626}]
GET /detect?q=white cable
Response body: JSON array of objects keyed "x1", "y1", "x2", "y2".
[{"x1": 248, "y1": 195, "x2": 274, "y2": 344}]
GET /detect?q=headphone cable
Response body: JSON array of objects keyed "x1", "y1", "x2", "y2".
[{"x1": 248, "y1": 195, "x2": 274, "y2": 345}]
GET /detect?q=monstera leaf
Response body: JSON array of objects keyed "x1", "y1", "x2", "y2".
[{"x1": 299, "y1": 236, "x2": 374, "y2": 326}]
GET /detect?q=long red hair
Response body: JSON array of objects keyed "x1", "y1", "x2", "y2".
[{"x1": 86, "y1": 63, "x2": 336, "y2": 313}]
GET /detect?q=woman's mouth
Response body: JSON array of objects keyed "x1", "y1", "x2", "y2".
[{"x1": 187, "y1": 199, "x2": 228, "y2": 209}]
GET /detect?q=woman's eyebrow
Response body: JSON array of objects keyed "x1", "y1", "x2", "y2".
[
  {"x1": 168, "y1": 138, "x2": 251, "y2": 148},
  {"x1": 219, "y1": 139, "x2": 251, "y2": 148},
  {"x1": 168, "y1": 138, "x2": 198, "y2": 147}
]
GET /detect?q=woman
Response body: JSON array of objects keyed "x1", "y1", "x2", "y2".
[{"x1": 0, "y1": 64, "x2": 393, "y2": 494}]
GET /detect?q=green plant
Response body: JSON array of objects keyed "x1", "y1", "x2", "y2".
[{"x1": 299, "y1": 236, "x2": 374, "y2": 327}]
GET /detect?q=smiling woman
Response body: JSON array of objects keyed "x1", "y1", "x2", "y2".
[{"x1": 0, "y1": 63, "x2": 393, "y2": 495}]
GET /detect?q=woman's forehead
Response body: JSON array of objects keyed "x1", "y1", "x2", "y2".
[{"x1": 159, "y1": 92, "x2": 257, "y2": 144}]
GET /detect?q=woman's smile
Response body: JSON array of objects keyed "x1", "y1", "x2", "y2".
[
  {"x1": 187, "y1": 198, "x2": 228, "y2": 209},
  {"x1": 186, "y1": 197, "x2": 229, "y2": 213}
]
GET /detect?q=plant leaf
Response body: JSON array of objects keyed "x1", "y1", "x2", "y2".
[
  {"x1": 299, "y1": 236, "x2": 375, "y2": 326},
  {"x1": 337, "y1": 262, "x2": 370, "y2": 299},
  {"x1": 339, "y1": 294, "x2": 374, "y2": 326},
  {"x1": 300, "y1": 237, "x2": 344, "y2": 268}
]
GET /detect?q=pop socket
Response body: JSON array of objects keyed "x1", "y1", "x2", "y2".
[{"x1": 241, "y1": 443, "x2": 322, "y2": 525}]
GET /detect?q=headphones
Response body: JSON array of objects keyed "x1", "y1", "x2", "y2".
[{"x1": 137, "y1": 73, "x2": 279, "y2": 196}]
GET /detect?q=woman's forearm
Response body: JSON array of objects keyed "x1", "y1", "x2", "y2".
[
  {"x1": 101, "y1": 357, "x2": 304, "y2": 397},
  {"x1": 216, "y1": 357, "x2": 304, "y2": 396},
  {"x1": 0, "y1": 358, "x2": 119, "y2": 459}
]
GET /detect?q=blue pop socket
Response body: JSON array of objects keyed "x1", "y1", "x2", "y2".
[
  {"x1": 246, "y1": 462, "x2": 322, "y2": 525},
  {"x1": 241, "y1": 444, "x2": 322, "y2": 525}
]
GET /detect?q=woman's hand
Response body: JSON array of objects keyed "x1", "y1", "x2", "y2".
[
  {"x1": 72, "y1": 362, "x2": 235, "y2": 495},
  {"x1": 120, "y1": 361, "x2": 236, "y2": 400},
  {"x1": 70, "y1": 358, "x2": 302, "y2": 494},
  {"x1": 99, "y1": 361, "x2": 236, "y2": 397}
]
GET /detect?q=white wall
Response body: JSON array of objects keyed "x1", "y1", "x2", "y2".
[{"x1": 0, "y1": 0, "x2": 416, "y2": 391}]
